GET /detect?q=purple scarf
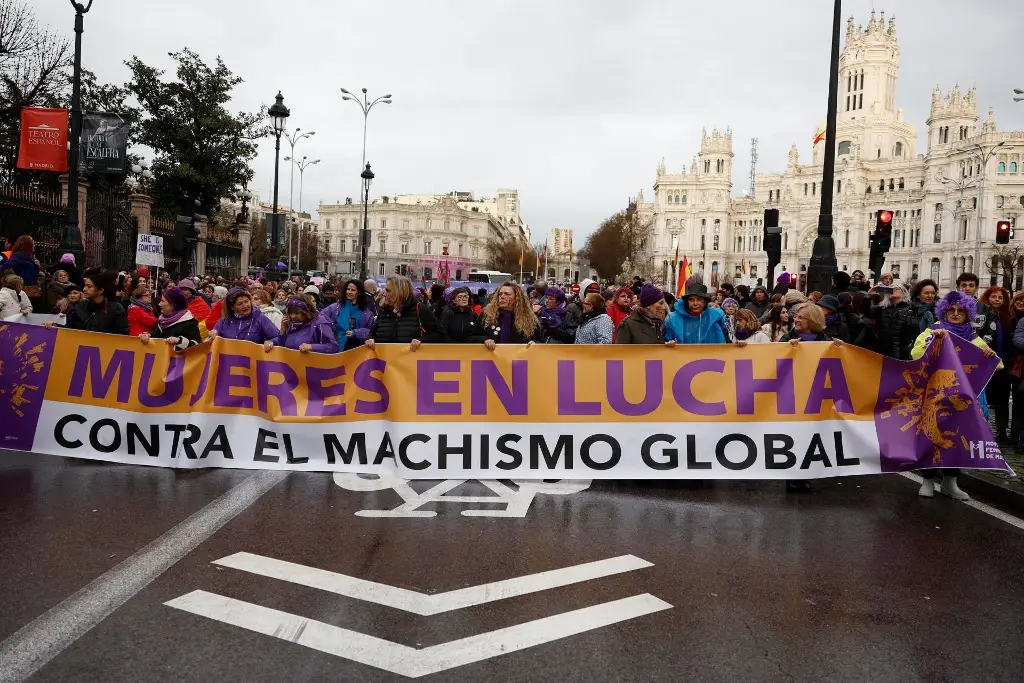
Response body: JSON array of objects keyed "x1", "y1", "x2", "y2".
[
  {"x1": 157, "y1": 309, "x2": 188, "y2": 328},
  {"x1": 931, "y1": 320, "x2": 976, "y2": 341},
  {"x1": 734, "y1": 327, "x2": 752, "y2": 341},
  {"x1": 798, "y1": 331, "x2": 820, "y2": 342},
  {"x1": 538, "y1": 303, "x2": 567, "y2": 328},
  {"x1": 825, "y1": 312, "x2": 840, "y2": 327},
  {"x1": 498, "y1": 310, "x2": 514, "y2": 343}
]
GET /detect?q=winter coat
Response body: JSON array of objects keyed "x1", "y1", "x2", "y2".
[
  {"x1": 277, "y1": 317, "x2": 340, "y2": 354},
  {"x1": 320, "y1": 301, "x2": 376, "y2": 350},
  {"x1": 909, "y1": 300, "x2": 935, "y2": 333},
  {"x1": 151, "y1": 310, "x2": 203, "y2": 351},
  {"x1": 761, "y1": 322, "x2": 788, "y2": 343},
  {"x1": 0, "y1": 286, "x2": 32, "y2": 318},
  {"x1": 574, "y1": 312, "x2": 614, "y2": 345},
  {"x1": 606, "y1": 301, "x2": 632, "y2": 342},
  {"x1": 186, "y1": 295, "x2": 212, "y2": 339},
  {"x1": 0, "y1": 252, "x2": 39, "y2": 286},
  {"x1": 822, "y1": 314, "x2": 851, "y2": 344},
  {"x1": 127, "y1": 304, "x2": 157, "y2": 337},
  {"x1": 481, "y1": 311, "x2": 543, "y2": 344},
  {"x1": 65, "y1": 298, "x2": 129, "y2": 335},
  {"x1": 665, "y1": 299, "x2": 728, "y2": 345},
  {"x1": 439, "y1": 304, "x2": 486, "y2": 344},
  {"x1": 782, "y1": 329, "x2": 833, "y2": 343},
  {"x1": 615, "y1": 308, "x2": 666, "y2": 345},
  {"x1": 371, "y1": 299, "x2": 445, "y2": 344},
  {"x1": 912, "y1": 326, "x2": 1002, "y2": 369},
  {"x1": 868, "y1": 301, "x2": 917, "y2": 359},
  {"x1": 737, "y1": 329, "x2": 772, "y2": 344},
  {"x1": 744, "y1": 288, "x2": 771, "y2": 319},
  {"x1": 972, "y1": 303, "x2": 998, "y2": 350},
  {"x1": 259, "y1": 304, "x2": 284, "y2": 331},
  {"x1": 214, "y1": 308, "x2": 281, "y2": 344},
  {"x1": 45, "y1": 280, "x2": 68, "y2": 312}
]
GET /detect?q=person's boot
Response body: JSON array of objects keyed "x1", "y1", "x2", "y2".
[
  {"x1": 918, "y1": 479, "x2": 935, "y2": 498},
  {"x1": 941, "y1": 476, "x2": 970, "y2": 501}
]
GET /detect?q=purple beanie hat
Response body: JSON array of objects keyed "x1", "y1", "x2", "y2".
[
  {"x1": 639, "y1": 284, "x2": 664, "y2": 308},
  {"x1": 935, "y1": 290, "x2": 977, "y2": 322},
  {"x1": 545, "y1": 287, "x2": 566, "y2": 303},
  {"x1": 161, "y1": 286, "x2": 189, "y2": 312},
  {"x1": 777, "y1": 272, "x2": 792, "y2": 285}
]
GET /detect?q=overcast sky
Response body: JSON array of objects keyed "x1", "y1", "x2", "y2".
[{"x1": 34, "y1": 0, "x2": 1024, "y2": 246}]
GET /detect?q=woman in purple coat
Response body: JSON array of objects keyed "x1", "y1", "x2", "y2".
[
  {"x1": 273, "y1": 294, "x2": 339, "y2": 354},
  {"x1": 207, "y1": 288, "x2": 281, "y2": 351}
]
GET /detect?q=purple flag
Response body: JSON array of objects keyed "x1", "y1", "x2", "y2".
[{"x1": 874, "y1": 332, "x2": 1008, "y2": 473}]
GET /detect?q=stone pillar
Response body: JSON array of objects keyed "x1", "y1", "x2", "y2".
[
  {"x1": 58, "y1": 174, "x2": 89, "y2": 238},
  {"x1": 130, "y1": 193, "x2": 153, "y2": 234},
  {"x1": 237, "y1": 224, "x2": 252, "y2": 274},
  {"x1": 194, "y1": 214, "x2": 208, "y2": 276}
]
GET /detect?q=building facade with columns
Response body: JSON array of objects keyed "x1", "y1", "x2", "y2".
[
  {"x1": 638, "y1": 11, "x2": 1024, "y2": 292},
  {"x1": 317, "y1": 189, "x2": 529, "y2": 280}
]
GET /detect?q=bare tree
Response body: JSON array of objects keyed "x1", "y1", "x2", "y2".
[
  {"x1": 485, "y1": 236, "x2": 535, "y2": 279},
  {"x1": 0, "y1": 1, "x2": 71, "y2": 183},
  {"x1": 985, "y1": 245, "x2": 1024, "y2": 291}
]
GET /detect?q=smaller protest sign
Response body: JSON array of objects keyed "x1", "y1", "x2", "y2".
[{"x1": 136, "y1": 233, "x2": 165, "y2": 267}]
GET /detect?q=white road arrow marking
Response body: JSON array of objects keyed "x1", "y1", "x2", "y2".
[
  {"x1": 213, "y1": 552, "x2": 652, "y2": 615},
  {"x1": 165, "y1": 590, "x2": 671, "y2": 678}
]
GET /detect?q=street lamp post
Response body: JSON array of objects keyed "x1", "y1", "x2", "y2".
[
  {"x1": 284, "y1": 128, "x2": 314, "y2": 276},
  {"x1": 268, "y1": 92, "x2": 290, "y2": 280},
  {"x1": 359, "y1": 163, "x2": 374, "y2": 281},
  {"x1": 806, "y1": 0, "x2": 842, "y2": 296},
  {"x1": 340, "y1": 87, "x2": 392, "y2": 174},
  {"x1": 285, "y1": 156, "x2": 320, "y2": 272},
  {"x1": 973, "y1": 140, "x2": 1007, "y2": 274},
  {"x1": 61, "y1": 0, "x2": 95, "y2": 265}
]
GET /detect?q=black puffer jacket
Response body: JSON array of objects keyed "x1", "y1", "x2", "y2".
[
  {"x1": 65, "y1": 298, "x2": 129, "y2": 335},
  {"x1": 869, "y1": 301, "x2": 916, "y2": 359},
  {"x1": 372, "y1": 299, "x2": 446, "y2": 344},
  {"x1": 150, "y1": 310, "x2": 203, "y2": 350},
  {"x1": 439, "y1": 304, "x2": 486, "y2": 343}
]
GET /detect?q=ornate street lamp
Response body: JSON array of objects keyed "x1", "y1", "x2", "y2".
[
  {"x1": 61, "y1": 0, "x2": 96, "y2": 265},
  {"x1": 359, "y1": 162, "x2": 375, "y2": 281},
  {"x1": 268, "y1": 91, "x2": 290, "y2": 277}
]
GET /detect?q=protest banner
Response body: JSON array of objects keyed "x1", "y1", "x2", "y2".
[
  {"x1": 136, "y1": 233, "x2": 165, "y2": 268},
  {"x1": 3, "y1": 313, "x2": 65, "y2": 326},
  {"x1": 0, "y1": 320, "x2": 1010, "y2": 479}
]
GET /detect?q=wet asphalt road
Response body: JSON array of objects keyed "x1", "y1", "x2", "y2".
[{"x1": 2, "y1": 450, "x2": 1023, "y2": 683}]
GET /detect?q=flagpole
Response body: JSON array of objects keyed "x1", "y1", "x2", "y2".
[
  {"x1": 519, "y1": 247, "x2": 524, "y2": 283},
  {"x1": 543, "y1": 239, "x2": 549, "y2": 284}
]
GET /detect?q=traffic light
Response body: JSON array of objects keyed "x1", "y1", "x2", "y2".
[
  {"x1": 763, "y1": 208, "x2": 781, "y2": 266},
  {"x1": 868, "y1": 209, "x2": 893, "y2": 281},
  {"x1": 996, "y1": 219, "x2": 1012, "y2": 245},
  {"x1": 174, "y1": 197, "x2": 201, "y2": 252}
]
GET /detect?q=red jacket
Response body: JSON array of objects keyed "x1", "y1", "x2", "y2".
[{"x1": 127, "y1": 305, "x2": 156, "y2": 337}]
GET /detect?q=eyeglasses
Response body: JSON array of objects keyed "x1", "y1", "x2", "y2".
[{"x1": 948, "y1": 307, "x2": 966, "y2": 314}]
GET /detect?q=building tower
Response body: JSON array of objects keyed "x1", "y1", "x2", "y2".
[
  {"x1": 925, "y1": 85, "x2": 979, "y2": 151},
  {"x1": 698, "y1": 127, "x2": 734, "y2": 182},
  {"x1": 839, "y1": 10, "x2": 900, "y2": 123}
]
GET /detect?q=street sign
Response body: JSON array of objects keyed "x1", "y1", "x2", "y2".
[
  {"x1": 165, "y1": 551, "x2": 671, "y2": 678},
  {"x1": 135, "y1": 233, "x2": 165, "y2": 268},
  {"x1": 571, "y1": 283, "x2": 581, "y2": 294}
]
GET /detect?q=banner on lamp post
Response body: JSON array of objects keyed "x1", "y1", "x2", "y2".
[
  {"x1": 80, "y1": 112, "x2": 130, "y2": 174},
  {"x1": 16, "y1": 107, "x2": 69, "y2": 172}
]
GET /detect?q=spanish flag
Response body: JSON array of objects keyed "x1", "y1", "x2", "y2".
[
  {"x1": 813, "y1": 127, "x2": 826, "y2": 146},
  {"x1": 677, "y1": 256, "x2": 692, "y2": 298},
  {"x1": 536, "y1": 251, "x2": 541, "y2": 273},
  {"x1": 518, "y1": 247, "x2": 523, "y2": 267}
]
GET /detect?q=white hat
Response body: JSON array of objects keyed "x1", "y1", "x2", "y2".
[{"x1": 303, "y1": 284, "x2": 320, "y2": 295}]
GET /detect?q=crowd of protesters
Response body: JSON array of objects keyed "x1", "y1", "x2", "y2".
[{"x1": 1, "y1": 232, "x2": 1011, "y2": 500}]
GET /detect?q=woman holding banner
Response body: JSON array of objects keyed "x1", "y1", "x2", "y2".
[
  {"x1": 911, "y1": 291, "x2": 999, "y2": 501},
  {"x1": 367, "y1": 276, "x2": 444, "y2": 350},
  {"x1": 207, "y1": 288, "x2": 281, "y2": 348},
  {"x1": 59, "y1": 269, "x2": 128, "y2": 335},
  {"x1": 126, "y1": 286, "x2": 156, "y2": 337},
  {"x1": 271, "y1": 294, "x2": 339, "y2": 354},
  {"x1": 138, "y1": 287, "x2": 202, "y2": 351},
  {"x1": 482, "y1": 282, "x2": 543, "y2": 348},
  {"x1": 615, "y1": 285, "x2": 674, "y2": 346},
  {"x1": 320, "y1": 279, "x2": 376, "y2": 351}
]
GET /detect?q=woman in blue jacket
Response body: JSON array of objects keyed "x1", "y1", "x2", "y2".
[
  {"x1": 319, "y1": 279, "x2": 376, "y2": 351},
  {"x1": 665, "y1": 283, "x2": 729, "y2": 345}
]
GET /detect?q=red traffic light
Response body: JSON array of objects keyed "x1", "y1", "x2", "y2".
[
  {"x1": 997, "y1": 220, "x2": 1012, "y2": 244},
  {"x1": 878, "y1": 210, "x2": 893, "y2": 224}
]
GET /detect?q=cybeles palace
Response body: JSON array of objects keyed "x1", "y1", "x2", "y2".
[{"x1": 638, "y1": 11, "x2": 1024, "y2": 291}]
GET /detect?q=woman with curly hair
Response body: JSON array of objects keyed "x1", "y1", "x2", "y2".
[
  {"x1": 980, "y1": 285, "x2": 1015, "y2": 443},
  {"x1": 272, "y1": 294, "x2": 339, "y2": 354},
  {"x1": 481, "y1": 282, "x2": 542, "y2": 348}
]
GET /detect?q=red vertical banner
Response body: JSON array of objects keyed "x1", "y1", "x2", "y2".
[{"x1": 17, "y1": 107, "x2": 69, "y2": 172}]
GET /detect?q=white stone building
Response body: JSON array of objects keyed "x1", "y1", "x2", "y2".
[
  {"x1": 639, "y1": 11, "x2": 1024, "y2": 292},
  {"x1": 317, "y1": 189, "x2": 529, "y2": 280},
  {"x1": 550, "y1": 228, "x2": 573, "y2": 256}
]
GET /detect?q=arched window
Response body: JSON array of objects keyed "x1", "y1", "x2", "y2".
[
  {"x1": 898, "y1": 177, "x2": 905, "y2": 190},
  {"x1": 972, "y1": 197, "x2": 978, "y2": 209},
  {"x1": 838, "y1": 141, "x2": 851, "y2": 155},
  {"x1": 713, "y1": 235, "x2": 720, "y2": 250},
  {"x1": 783, "y1": 232, "x2": 788, "y2": 249},
  {"x1": 804, "y1": 183, "x2": 808, "y2": 196},
  {"x1": 700, "y1": 235, "x2": 706, "y2": 250},
  {"x1": 681, "y1": 193, "x2": 687, "y2": 205},
  {"x1": 812, "y1": 182, "x2": 816, "y2": 196},
  {"x1": 1011, "y1": 162, "x2": 1019, "y2": 174},
  {"x1": 930, "y1": 258, "x2": 940, "y2": 281},
  {"x1": 934, "y1": 224, "x2": 942, "y2": 243},
  {"x1": 998, "y1": 161, "x2": 1007, "y2": 174},
  {"x1": 844, "y1": 230, "x2": 850, "y2": 248},
  {"x1": 894, "y1": 142, "x2": 903, "y2": 157},
  {"x1": 888, "y1": 178, "x2": 895, "y2": 191}
]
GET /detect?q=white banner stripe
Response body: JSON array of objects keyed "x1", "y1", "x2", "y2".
[
  {"x1": 164, "y1": 590, "x2": 672, "y2": 678},
  {"x1": 213, "y1": 552, "x2": 653, "y2": 615}
]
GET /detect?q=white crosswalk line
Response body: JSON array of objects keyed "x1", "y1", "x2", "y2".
[{"x1": 213, "y1": 552, "x2": 653, "y2": 615}]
